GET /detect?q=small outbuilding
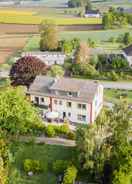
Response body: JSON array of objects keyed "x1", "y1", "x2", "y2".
[
  {"x1": 122, "y1": 44, "x2": 132, "y2": 67},
  {"x1": 84, "y1": 10, "x2": 101, "y2": 18}
]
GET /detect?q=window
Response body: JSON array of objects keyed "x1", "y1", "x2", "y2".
[
  {"x1": 77, "y1": 115, "x2": 86, "y2": 122},
  {"x1": 35, "y1": 97, "x2": 39, "y2": 104},
  {"x1": 41, "y1": 98, "x2": 44, "y2": 102},
  {"x1": 82, "y1": 104, "x2": 86, "y2": 109},
  {"x1": 68, "y1": 112, "x2": 71, "y2": 117},
  {"x1": 68, "y1": 92, "x2": 72, "y2": 96},
  {"x1": 54, "y1": 100, "x2": 57, "y2": 105},
  {"x1": 59, "y1": 100, "x2": 62, "y2": 105},
  {"x1": 67, "y1": 102, "x2": 72, "y2": 108},
  {"x1": 78, "y1": 104, "x2": 86, "y2": 110}
]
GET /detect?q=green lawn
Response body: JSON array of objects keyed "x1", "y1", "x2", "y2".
[
  {"x1": 10, "y1": 143, "x2": 76, "y2": 184},
  {"x1": 104, "y1": 89, "x2": 132, "y2": 104}
]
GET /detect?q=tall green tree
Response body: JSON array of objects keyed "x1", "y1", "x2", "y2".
[
  {"x1": 40, "y1": 20, "x2": 58, "y2": 51},
  {"x1": 76, "y1": 109, "x2": 111, "y2": 179},
  {"x1": 0, "y1": 87, "x2": 41, "y2": 135},
  {"x1": 76, "y1": 102, "x2": 132, "y2": 183}
]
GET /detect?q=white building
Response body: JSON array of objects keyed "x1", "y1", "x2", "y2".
[
  {"x1": 22, "y1": 51, "x2": 66, "y2": 66},
  {"x1": 122, "y1": 44, "x2": 132, "y2": 67},
  {"x1": 84, "y1": 10, "x2": 101, "y2": 18},
  {"x1": 27, "y1": 76, "x2": 103, "y2": 124}
]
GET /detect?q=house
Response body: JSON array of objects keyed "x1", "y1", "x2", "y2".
[
  {"x1": 27, "y1": 76, "x2": 103, "y2": 124},
  {"x1": 122, "y1": 44, "x2": 132, "y2": 67},
  {"x1": 22, "y1": 51, "x2": 66, "y2": 66},
  {"x1": 84, "y1": 10, "x2": 101, "y2": 18},
  {"x1": 117, "y1": 7, "x2": 132, "y2": 14}
]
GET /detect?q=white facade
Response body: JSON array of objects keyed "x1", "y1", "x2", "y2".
[
  {"x1": 30, "y1": 84, "x2": 103, "y2": 124},
  {"x1": 84, "y1": 13, "x2": 101, "y2": 18},
  {"x1": 22, "y1": 52, "x2": 66, "y2": 66},
  {"x1": 122, "y1": 52, "x2": 132, "y2": 67}
]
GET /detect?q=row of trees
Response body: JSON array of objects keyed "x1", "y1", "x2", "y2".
[
  {"x1": 76, "y1": 102, "x2": 132, "y2": 183},
  {"x1": 68, "y1": 0, "x2": 91, "y2": 8},
  {"x1": 103, "y1": 8, "x2": 132, "y2": 29}
]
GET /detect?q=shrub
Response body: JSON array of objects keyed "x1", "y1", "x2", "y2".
[
  {"x1": 110, "y1": 71, "x2": 119, "y2": 81},
  {"x1": 52, "y1": 160, "x2": 70, "y2": 174},
  {"x1": 54, "y1": 123, "x2": 70, "y2": 135},
  {"x1": 45, "y1": 125, "x2": 56, "y2": 137},
  {"x1": 32, "y1": 160, "x2": 42, "y2": 173},
  {"x1": 62, "y1": 165, "x2": 78, "y2": 184},
  {"x1": 31, "y1": 122, "x2": 46, "y2": 135},
  {"x1": 67, "y1": 131, "x2": 76, "y2": 140},
  {"x1": 60, "y1": 123, "x2": 70, "y2": 134},
  {"x1": 24, "y1": 159, "x2": 31, "y2": 172},
  {"x1": 23, "y1": 159, "x2": 42, "y2": 173}
]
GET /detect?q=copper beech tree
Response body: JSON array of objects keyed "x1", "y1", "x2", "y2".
[{"x1": 10, "y1": 56, "x2": 48, "y2": 87}]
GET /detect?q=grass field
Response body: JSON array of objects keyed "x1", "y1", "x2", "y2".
[
  {"x1": 0, "y1": 9, "x2": 102, "y2": 25},
  {"x1": 10, "y1": 143, "x2": 75, "y2": 184},
  {"x1": 104, "y1": 89, "x2": 132, "y2": 104},
  {"x1": 24, "y1": 27, "x2": 132, "y2": 51}
]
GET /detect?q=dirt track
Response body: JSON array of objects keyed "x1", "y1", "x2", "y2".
[{"x1": 0, "y1": 23, "x2": 103, "y2": 34}]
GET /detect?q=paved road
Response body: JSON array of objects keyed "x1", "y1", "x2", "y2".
[
  {"x1": 19, "y1": 136, "x2": 76, "y2": 147},
  {"x1": 101, "y1": 81, "x2": 132, "y2": 90}
]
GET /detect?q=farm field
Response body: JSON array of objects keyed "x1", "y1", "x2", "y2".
[
  {"x1": 0, "y1": 34, "x2": 29, "y2": 64},
  {"x1": 0, "y1": 9, "x2": 102, "y2": 25},
  {"x1": 60, "y1": 28, "x2": 132, "y2": 41},
  {"x1": 10, "y1": 143, "x2": 75, "y2": 184}
]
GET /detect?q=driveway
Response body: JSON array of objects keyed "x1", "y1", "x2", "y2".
[
  {"x1": 101, "y1": 81, "x2": 132, "y2": 90},
  {"x1": 19, "y1": 136, "x2": 76, "y2": 147}
]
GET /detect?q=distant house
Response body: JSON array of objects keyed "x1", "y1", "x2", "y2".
[
  {"x1": 84, "y1": 10, "x2": 101, "y2": 18},
  {"x1": 27, "y1": 76, "x2": 103, "y2": 124},
  {"x1": 122, "y1": 44, "x2": 132, "y2": 67},
  {"x1": 117, "y1": 7, "x2": 132, "y2": 14},
  {"x1": 0, "y1": 1, "x2": 14, "y2": 6},
  {"x1": 21, "y1": 51, "x2": 66, "y2": 66}
]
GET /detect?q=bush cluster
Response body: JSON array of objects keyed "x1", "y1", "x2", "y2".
[
  {"x1": 23, "y1": 159, "x2": 42, "y2": 173},
  {"x1": 45, "y1": 123, "x2": 76, "y2": 139},
  {"x1": 31, "y1": 122, "x2": 76, "y2": 140}
]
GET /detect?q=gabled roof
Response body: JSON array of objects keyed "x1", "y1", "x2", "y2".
[
  {"x1": 28, "y1": 76, "x2": 101, "y2": 103},
  {"x1": 123, "y1": 44, "x2": 132, "y2": 56}
]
